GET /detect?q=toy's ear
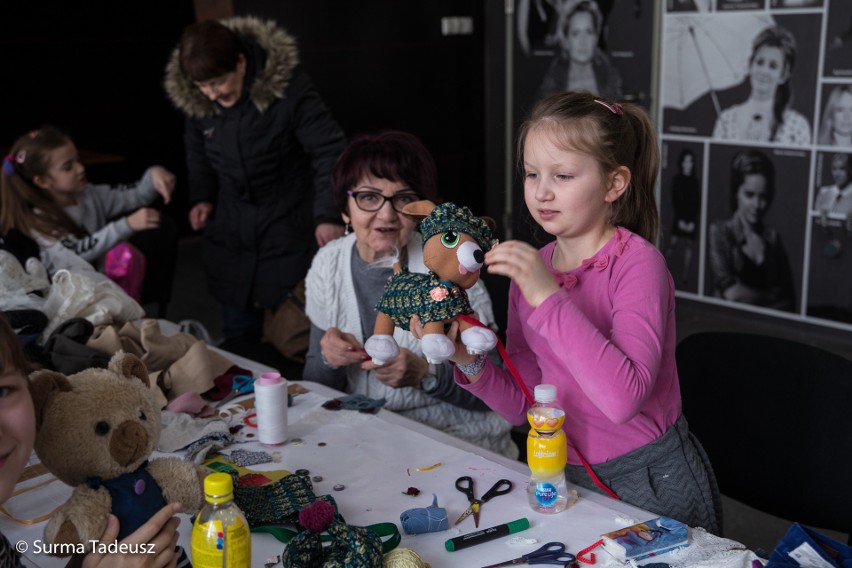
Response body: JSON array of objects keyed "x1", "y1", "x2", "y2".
[
  {"x1": 29, "y1": 370, "x2": 73, "y2": 431},
  {"x1": 401, "y1": 200, "x2": 438, "y2": 221},
  {"x1": 108, "y1": 351, "x2": 150, "y2": 388},
  {"x1": 482, "y1": 216, "x2": 497, "y2": 232}
]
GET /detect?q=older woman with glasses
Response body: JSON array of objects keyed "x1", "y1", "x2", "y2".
[{"x1": 303, "y1": 130, "x2": 517, "y2": 457}]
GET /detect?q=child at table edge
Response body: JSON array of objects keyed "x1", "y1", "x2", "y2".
[
  {"x1": 0, "y1": 314, "x2": 182, "y2": 568},
  {"x1": 440, "y1": 92, "x2": 722, "y2": 534}
]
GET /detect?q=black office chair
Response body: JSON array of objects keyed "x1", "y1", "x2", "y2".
[{"x1": 676, "y1": 331, "x2": 852, "y2": 545}]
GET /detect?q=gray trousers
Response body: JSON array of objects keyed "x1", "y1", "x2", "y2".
[{"x1": 566, "y1": 415, "x2": 723, "y2": 535}]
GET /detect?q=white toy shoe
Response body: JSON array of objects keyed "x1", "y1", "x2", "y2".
[
  {"x1": 461, "y1": 326, "x2": 498, "y2": 355},
  {"x1": 364, "y1": 334, "x2": 400, "y2": 366},
  {"x1": 420, "y1": 334, "x2": 456, "y2": 364}
]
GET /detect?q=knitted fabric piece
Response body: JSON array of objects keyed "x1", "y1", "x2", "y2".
[
  {"x1": 228, "y1": 449, "x2": 273, "y2": 467},
  {"x1": 281, "y1": 516, "x2": 383, "y2": 568},
  {"x1": 376, "y1": 269, "x2": 472, "y2": 329},
  {"x1": 418, "y1": 202, "x2": 496, "y2": 253},
  {"x1": 232, "y1": 472, "x2": 338, "y2": 528},
  {"x1": 399, "y1": 494, "x2": 448, "y2": 535}
]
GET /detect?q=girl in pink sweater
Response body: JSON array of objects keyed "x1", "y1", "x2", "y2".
[{"x1": 449, "y1": 92, "x2": 721, "y2": 533}]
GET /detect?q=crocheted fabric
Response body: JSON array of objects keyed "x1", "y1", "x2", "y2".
[
  {"x1": 376, "y1": 269, "x2": 473, "y2": 329},
  {"x1": 418, "y1": 202, "x2": 497, "y2": 253},
  {"x1": 229, "y1": 471, "x2": 338, "y2": 528},
  {"x1": 280, "y1": 516, "x2": 383, "y2": 568}
]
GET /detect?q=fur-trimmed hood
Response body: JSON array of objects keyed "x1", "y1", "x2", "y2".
[{"x1": 163, "y1": 16, "x2": 299, "y2": 119}]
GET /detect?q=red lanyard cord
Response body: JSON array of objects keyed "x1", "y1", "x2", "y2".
[{"x1": 457, "y1": 314, "x2": 619, "y2": 501}]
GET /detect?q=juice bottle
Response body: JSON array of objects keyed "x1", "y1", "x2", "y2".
[
  {"x1": 191, "y1": 473, "x2": 251, "y2": 567},
  {"x1": 527, "y1": 384, "x2": 569, "y2": 513}
]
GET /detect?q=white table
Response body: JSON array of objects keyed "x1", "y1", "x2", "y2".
[{"x1": 0, "y1": 347, "x2": 678, "y2": 568}]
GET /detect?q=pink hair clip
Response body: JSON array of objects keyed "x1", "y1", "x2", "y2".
[{"x1": 594, "y1": 99, "x2": 623, "y2": 116}]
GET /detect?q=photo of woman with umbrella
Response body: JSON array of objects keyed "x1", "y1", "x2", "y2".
[{"x1": 712, "y1": 25, "x2": 811, "y2": 145}]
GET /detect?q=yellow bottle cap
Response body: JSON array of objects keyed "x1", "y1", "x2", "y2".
[{"x1": 204, "y1": 472, "x2": 234, "y2": 504}]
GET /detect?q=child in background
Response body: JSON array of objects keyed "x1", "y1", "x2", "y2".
[
  {"x1": 0, "y1": 314, "x2": 182, "y2": 567},
  {"x1": 0, "y1": 126, "x2": 175, "y2": 276},
  {"x1": 448, "y1": 92, "x2": 722, "y2": 533}
]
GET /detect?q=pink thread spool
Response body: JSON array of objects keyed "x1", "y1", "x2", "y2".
[{"x1": 255, "y1": 372, "x2": 288, "y2": 446}]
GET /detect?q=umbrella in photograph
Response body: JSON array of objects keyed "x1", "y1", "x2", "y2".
[{"x1": 662, "y1": 13, "x2": 775, "y2": 115}]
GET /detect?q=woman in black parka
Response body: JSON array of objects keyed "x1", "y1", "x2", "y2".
[{"x1": 164, "y1": 17, "x2": 346, "y2": 340}]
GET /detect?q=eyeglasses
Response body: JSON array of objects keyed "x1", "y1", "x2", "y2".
[{"x1": 347, "y1": 190, "x2": 420, "y2": 212}]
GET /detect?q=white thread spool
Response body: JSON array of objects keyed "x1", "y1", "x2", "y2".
[{"x1": 254, "y1": 371, "x2": 288, "y2": 445}]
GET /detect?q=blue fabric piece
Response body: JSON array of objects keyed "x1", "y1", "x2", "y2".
[
  {"x1": 87, "y1": 464, "x2": 166, "y2": 541},
  {"x1": 399, "y1": 494, "x2": 448, "y2": 535},
  {"x1": 767, "y1": 523, "x2": 852, "y2": 567}
]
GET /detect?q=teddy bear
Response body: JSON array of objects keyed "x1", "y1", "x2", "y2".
[
  {"x1": 364, "y1": 200, "x2": 499, "y2": 365},
  {"x1": 29, "y1": 351, "x2": 205, "y2": 555}
]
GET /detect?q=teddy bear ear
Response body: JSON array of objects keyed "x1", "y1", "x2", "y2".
[
  {"x1": 400, "y1": 200, "x2": 437, "y2": 220},
  {"x1": 28, "y1": 370, "x2": 73, "y2": 431},
  {"x1": 108, "y1": 351, "x2": 150, "y2": 388},
  {"x1": 481, "y1": 216, "x2": 497, "y2": 232}
]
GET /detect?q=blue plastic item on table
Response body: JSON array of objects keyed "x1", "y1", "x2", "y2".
[{"x1": 215, "y1": 375, "x2": 255, "y2": 407}]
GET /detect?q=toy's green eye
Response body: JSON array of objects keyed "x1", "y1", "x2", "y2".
[
  {"x1": 441, "y1": 231, "x2": 460, "y2": 248},
  {"x1": 95, "y1": 421, "x2": 110, "y2": 436}
]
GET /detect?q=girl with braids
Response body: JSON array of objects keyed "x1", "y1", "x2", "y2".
[
  {"x1": 427, "y1": 92, "x2": 722, "y2": 533},
  {"x1": 712, "y1": 25, "x2": 811, "y2": 145},
  {"x1": 0, "y1": 126, "x2": 174, "y2": 277}
]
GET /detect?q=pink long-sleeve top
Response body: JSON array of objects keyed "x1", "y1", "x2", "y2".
[{"x1": 456, "y1": 228, "x2": 681, "y2": 465}]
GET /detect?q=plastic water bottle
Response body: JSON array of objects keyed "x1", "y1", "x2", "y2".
[
  {"x1": 527, "y1": 384, "x2": 569, "y2": 513},
  {"x1": 191, "y1": 473, "x2": 251, "y2": 567}
]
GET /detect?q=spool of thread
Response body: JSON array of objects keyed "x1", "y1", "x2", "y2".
[{"x1": 254, "y1": 371, "x2": 288, "y2": 445}]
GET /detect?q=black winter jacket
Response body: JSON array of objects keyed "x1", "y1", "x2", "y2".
[{"x1": 164, "y1": 17, "x2": 345, "y2": 309}]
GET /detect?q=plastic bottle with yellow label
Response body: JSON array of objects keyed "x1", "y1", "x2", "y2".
[
  {"x1": 527, "y1": 384, "x2": 569, "y2": 513},
  {"x1": 191, "y1": 472, "x2": 251, "y2": 567}
]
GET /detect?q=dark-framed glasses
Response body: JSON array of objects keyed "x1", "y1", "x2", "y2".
[{"x1": 347, "y1": 190, "x2": 420, "y2": 212}]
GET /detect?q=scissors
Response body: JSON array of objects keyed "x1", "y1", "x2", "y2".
[
  {"x1": 454, "y1": 476, "x2": 513, "y2": 528},
  {"x1": 481, "y1": 542, "x2": 577, "y2": 567},
  {"x1": 215, "y1": 375, "x2": 255, "y2": 407}
]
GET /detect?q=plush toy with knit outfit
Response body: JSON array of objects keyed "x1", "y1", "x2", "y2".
[
  {"x1": 29, "y1": 351, "x2": 205, "y2": 555},
  {"x1": 364, "y1": 200, "x2": 499, "y2": 365}
]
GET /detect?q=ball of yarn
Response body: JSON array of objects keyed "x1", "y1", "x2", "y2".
[
  {"x1": 383, "y1": 547, "x2": 428, "y2": 568},
  {"x1": 298, "y1": 500, "x2": 335, "y2": 532}
]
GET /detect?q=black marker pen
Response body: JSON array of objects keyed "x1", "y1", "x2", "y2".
[{"x1": 444, "y1": 518, "x2": 531, "y2": 552}]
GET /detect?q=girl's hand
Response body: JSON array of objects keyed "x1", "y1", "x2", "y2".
[
  {"x1": 188, "y1": 202, "x2": 213, "y2": 231},
  {"x1": 362, "y1": 348, "x2": 427, "y2": 388},
  {"x1": 320, "y1": 327, "x2": 367, "y2": 369},
  {"x1": 409, "y1": 316, "x2": 468, "y2": 363},
  {"x1": 485, "y1": 240, "x2": 560, "y2": 308},
  {"x1": 126, "y1": 208, "x2": 161, "y2": 231},
  {"x1": 149, "y1": 167, "x2": 176, "y2": 205},
  {"x1": 80, "y1": 502, "x2": 181, "y2": 568}
]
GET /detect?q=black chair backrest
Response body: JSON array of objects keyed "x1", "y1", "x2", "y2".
[{"x1": 676, "y1": 332, "x2": 852, "y2": 543}]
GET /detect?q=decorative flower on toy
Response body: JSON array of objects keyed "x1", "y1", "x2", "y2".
[{"x1": 365, "y1": 200, "x2": 499, "y2": 365}]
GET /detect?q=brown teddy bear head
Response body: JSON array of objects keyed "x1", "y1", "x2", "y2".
[{"x1": 30, "y1": 351, "x2": 160, "y2": 486}]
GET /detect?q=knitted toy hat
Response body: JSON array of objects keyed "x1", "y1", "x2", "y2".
[
  {"x1": 417, "y1": 202, "x2": 497, "y2": 253},
  {"x1": 281, "y1": 500, "x2": 384, "y2": 567}
]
